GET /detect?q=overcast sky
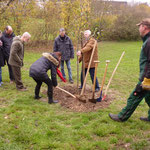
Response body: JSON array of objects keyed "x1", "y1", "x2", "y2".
[{"x1": 112, "y1": 0, "x2": 150, "y2": 4}]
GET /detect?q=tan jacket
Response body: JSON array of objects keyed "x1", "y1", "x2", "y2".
[{"x1": 79, "y1": 37, "x2": 98, "y2": 68}]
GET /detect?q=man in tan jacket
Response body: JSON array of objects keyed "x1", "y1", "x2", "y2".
[
  {"x1": 9, "y1": 32, "x2": 31, "y2": 91},
  {"x1": 77, "y1": 30, "x2": 100, "y2": 91}
]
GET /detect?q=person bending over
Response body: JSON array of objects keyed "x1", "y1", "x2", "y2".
[{"x1": 29, "y1": 52, "x2": 61, "y2": 104}]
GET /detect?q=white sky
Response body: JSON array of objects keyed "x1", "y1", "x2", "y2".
[{"x1": 112, "y1": 0, "x2": 150, "y2": 3}]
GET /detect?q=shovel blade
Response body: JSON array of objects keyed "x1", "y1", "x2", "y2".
[
  {"x1": 89, "y1": 99, "x2": 97, "y2": 103},
  {"x1": 102, "y1": 95, "x2": 106, "y2": 101},
  {"x1": 97, "y1": 91, "x2": 102, "y2": 102},
  {"x1": 76, "y1": 95, "x2": 86, "y2": 103},
  {"x1": 97, "y1": 97, "x2": 102, "y2": 102}
]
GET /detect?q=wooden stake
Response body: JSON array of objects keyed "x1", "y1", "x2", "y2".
[{"x1": 103, "y1": 51, "x2": 125, "y2": 100}]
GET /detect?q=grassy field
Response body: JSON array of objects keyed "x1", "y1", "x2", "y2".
[{"x1": 0, "y1": 41, "x2": 150, "y2": 150}]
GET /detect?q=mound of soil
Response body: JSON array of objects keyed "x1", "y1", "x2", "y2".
[{"x1": 42, "y1": 84, "x2": 115, "y2": 112}]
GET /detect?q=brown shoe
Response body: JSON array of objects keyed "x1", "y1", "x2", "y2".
[
  {"x1": 109, "y1": 113, "x2": 122, "y2": 122},
  {"x1": 17, "y1": 87, "x2": 27, "y2": 91},
  {"x1": 10, "y1": 80, "x2": 14, "y2": 84},
  {"x1": 140, "y1": 117, "x2": 150, "y2": 122}
]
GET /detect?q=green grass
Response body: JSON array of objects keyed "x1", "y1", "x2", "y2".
[{"x1": 1, "y1": 41, "x2": 150, "y2": 150}]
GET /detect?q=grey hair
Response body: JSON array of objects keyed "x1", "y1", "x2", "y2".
[
  {"x1": 22, "y1": 32, "x2": 31, "y2": 38},
  {"x1": 84, "y1": 30, "x2": 91, "y2": 36}
]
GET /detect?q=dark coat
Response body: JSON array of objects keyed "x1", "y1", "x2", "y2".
[
  {"x1": 53, "y1": 35, "x2": 74, "y2": 61},
  {"x1": 139, "y1": 32, "x2": 150, "y2": 81},
  {"x1": 29, "y1": 53, "x2": 59, "y2": 87},
  {"x1": 1, "y1": 31, "x2": 15, "y2": 58},
  {"x1": 0, "y1": 43, "x2": 5, "y2": 67},
  {"x1": 9, "y1": 36, "x2": 24, "y2": 67}
]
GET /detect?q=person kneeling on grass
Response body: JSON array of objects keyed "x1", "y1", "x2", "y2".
[{"x1": 29, "y1": 52, "x2": 61, "y2": 104}]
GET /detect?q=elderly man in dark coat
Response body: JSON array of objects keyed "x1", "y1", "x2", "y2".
[
  {"x1": 0, "y1": 31, "x2": 5, "y2": 86},
  {"x1": 1, "y1": 26, "x2": 15, "y2": 83},
  {"x1": 53, "y1": 28, "x2": 74, "y2": 84}
]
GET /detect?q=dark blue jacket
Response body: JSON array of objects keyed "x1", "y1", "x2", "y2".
[
  {"x1": 53, "y1": 35, "x2": 74, "y2": 61},
  {"x1": 1, "y1": 31, "x2": 15, "y2": 58},
  {"x1": 29, "y1": 53, "x2": 58, "y2": 87},
  {"x1": 0, "y1": 41, "x2": 5, "y2": 67}
]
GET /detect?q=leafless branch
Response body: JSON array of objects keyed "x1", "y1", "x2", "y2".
[{"x1": 0, "y1": 0, "x2": 15, "y2": 14}]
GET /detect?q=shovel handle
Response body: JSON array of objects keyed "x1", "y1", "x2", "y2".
[
  {"x1": 104, "y1": 51, "x2": 125, "y2": 96},
  {"x1": 56, "y1": 86, "x2": 76, "y2": 98},
  {"x1": 92, "y1": 62, "x2": 99, "y2": 99},
  {"x1": 98, "y1": 61, "x2": 110, "y2": 97}
]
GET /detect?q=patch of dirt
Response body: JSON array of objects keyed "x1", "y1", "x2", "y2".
[{"x1": 41, "y1": 84, "x2": 118, "y2": 112}]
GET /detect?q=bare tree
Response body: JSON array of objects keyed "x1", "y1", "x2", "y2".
[{"x1": 0, "y1": 0, "x2": 15, "y2": 14}]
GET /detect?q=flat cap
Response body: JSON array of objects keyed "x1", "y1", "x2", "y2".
[{"x1": 136, "y1": 18, "x2": 150, "y2": 28}]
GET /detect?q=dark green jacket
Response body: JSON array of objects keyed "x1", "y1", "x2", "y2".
[
  {"x1": 8, "y1": 36, "x2": 24, "y2": 67},
  {"x1": 139, "y1": 32, "x2": 150, "y2": 81}
]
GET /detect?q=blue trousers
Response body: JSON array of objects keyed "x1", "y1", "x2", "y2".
[
  {"x1": 81, "y1": 68, "x2": 100, "y2": 89},
  {"x1": 61, "y1": 60, "x2": 73, "y2": 81}
]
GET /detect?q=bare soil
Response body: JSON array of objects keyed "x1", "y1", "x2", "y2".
[{"x1": 41, "y1": 84, "x2": 117, "y2": 112}]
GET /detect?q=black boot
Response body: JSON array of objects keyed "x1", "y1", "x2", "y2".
[
  {"x1": 109, "y1": 113, "x2": 122, "y2": 122},
  {"x1": 140, "y1": 117, "x2": 150, "y2": 122},
  {"x1": 48, "y1": 98, "x2": 58, "y2": 104},
  {"x1": 34, "y1": 95, "x2": 42, "y2": 100},
  {"x1": 48, "y1": 88, "x2": 58, "y2": 104},
  {"x1": 34, "y1": 79, "x2": 42, "y2": 100}
]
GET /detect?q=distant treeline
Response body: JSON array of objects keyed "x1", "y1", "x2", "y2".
[{"x1": 0, "y1": 0, "x2": 150, "y2": 44}]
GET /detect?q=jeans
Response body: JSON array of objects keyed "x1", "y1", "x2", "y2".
[
  {"x1": 61, "y1": 60, "x2": 73, "y2": 81},
  {"x1": 81, "y1": 68, "x2": 100, "y2": 89},
  {"x1": 0, "y1": 67, "x2": 2, "y2": 83}
]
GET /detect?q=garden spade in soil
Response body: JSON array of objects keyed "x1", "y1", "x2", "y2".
[
  {"x1": 56, "y1": 68, "x2": 76, "y2": 99},
  {"x1": 89, "y1": 61, "x2": 100, "y2": 103},
  {"x1": 97, "y1": 60, "x2": 110, "y2": 102}
]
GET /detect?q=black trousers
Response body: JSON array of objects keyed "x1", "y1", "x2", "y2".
[
  {"x1": 4, "y1": 56, "x2": 14, "y2": 81},
  {"x1": 33, "y1": 77, "x2": 53, "y2": 99}
]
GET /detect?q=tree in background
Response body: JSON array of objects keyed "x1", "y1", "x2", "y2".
[
  {"x1": 109, "y1": 3, "x2": 150, "y2": 40},
  {"x1": 0, "y1": 0, "x2": 150, "y2": 42}
]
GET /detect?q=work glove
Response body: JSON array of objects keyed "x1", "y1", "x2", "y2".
[
  {"x1": 142, "y1": 77, "x2": 150, "y2": 90},
  {"x1": 134, "y1": 83, "x2": 143, "y2": 96}
]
